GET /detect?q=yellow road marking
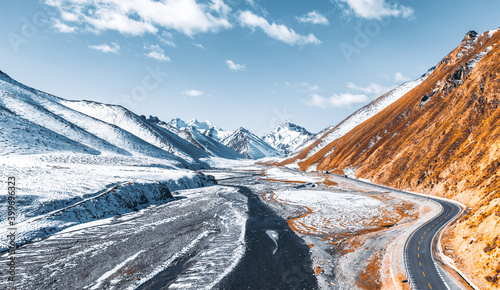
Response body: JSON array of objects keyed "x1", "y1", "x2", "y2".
[
  {"x1": 428, "y1": 283, "x2": 432, "y2": 289},
  {"x1": 428, "y1": 228, "x2": 430, "y2": 230},
  {"x1": 419, "y1": 262, "x2": 422, "y2": 266},
  {"x1": 422, "y1": 271, "x2": 426, "y2": 277},
  {"x1": 421, "y1": 236, "x2": 424, "y2": 239},
  {"x1": 424, "y1": 232, "x2": 427, "y2": 235},
  {"x1": 418, "y1": 247, "x2": 420, "y2": 251},
  {"x1": 418, "y1": 254, "x2": 420, "y2": 258},
  {"x1": 419, "y1": 241, "x2": 421, "y2": 244}
]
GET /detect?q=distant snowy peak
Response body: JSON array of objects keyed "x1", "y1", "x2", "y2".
[
  {"x1": 145, "y1": 117, "x2": 244, "y2": 160},
  {"x1": 166, "y1": 118, "x2": 188, "y2": 129},
  {"x1": 166, "y1": 117, "x2": 229, "y2": 141},
  {"x1": 222, "y1": 127, "x2": 283, "y2": 159},
  {"x1": 186, "y1": 119, "x2": 216, "y2": 131},
  {"x1": 263, "y1": 120, "x2": 313, "y2": 155}
]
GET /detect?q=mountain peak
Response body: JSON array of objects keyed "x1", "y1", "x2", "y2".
[
  {"x1": 464, "y1": 30, "x2": 478, "y2": 41},
  {"x1": 0, "y1": 70, "x2": 12, "y2": 82},
  {"x1": 264, "y1": 121, "x2": 313, "y2": 155},
  {"x1": 166, "y1": 118, "x2": 188, "y2": 129},
  {"x1": 236, "y1": 127, "x2": 250, "y2": 133},
  {"x1": 221, "y1": 127, "x2": 282, "y2": 159}
]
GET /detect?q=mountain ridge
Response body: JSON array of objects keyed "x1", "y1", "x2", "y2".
[{"x1": 293, "y1": 28, "x2": 500, "y2": 289}]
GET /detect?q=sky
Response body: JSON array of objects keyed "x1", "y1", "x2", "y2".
[{"x1": 1, "y1": 0, "x2": 500, "y2": 136}]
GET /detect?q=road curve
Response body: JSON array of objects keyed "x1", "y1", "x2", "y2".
[
  {"x1": 405, "y1": 199, "x2": 461, "y2": 290},
  {"x1": 333, "y1": 175, "x2": 464, "y2": 290}
]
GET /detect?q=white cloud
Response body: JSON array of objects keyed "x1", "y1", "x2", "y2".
[
  {"x1": 144, "y1": 45, "x2": 171, "y2": 62},
  {"x1": 337, "y1": 0, "x2": 414, "y2": 19},
  {"x1": 297, "y1": 11, "x2": 329, "y2": 25},
  {"x1": 193, "y1": 43, "x2": 205, "y2": 49},
  {"x1": 304, "y1": 93, "x2": 368, "y2": 108},
  {"x1": 52, "y1": 18, "x2": 77, "y2": 33},
  {"x1": 45, "y1": 0, "x2": 232, "y2": 36},
  {"x1": 299, "y1": 82, "x2": 320, "y2": 92},
  {"x1": 89, "y1": 42, "x2": 120, "y2": 54},
  {"x1": 347, "y1": 82, "x2": 391, "y2": 96},
  {"x1": 158, "y1": 31, "x2": 176, "y2": 48},
  {"x1": 183, "y1": 89, "x2": 204, "y2": 97},
  {"x1": 393, "y1": 72, "x2": 410, "y2": 82},
  {"x1": 239, "y1": 11, "x2": 321, "y2": 46},
  {"x1": 226, "y1": 60, "x2": 245, "y2": 71},
  {"x1": 245, "y1": 0, "x2": 256, "y2": 7},
  {"x1": 210, "y1": 0, "x2": 231, "y2": 16}
]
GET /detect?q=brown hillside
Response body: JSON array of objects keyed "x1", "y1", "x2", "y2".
[{"x1": 297, "y1": 29, "x2": 500, "y2": 289}]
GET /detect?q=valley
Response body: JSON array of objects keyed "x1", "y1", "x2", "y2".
[
  {"x1": 1, "y1": 11, "x2": 499, "y2": 289},
  {"x1": 0, "y1": 160, "x2": 463, "y2": 289}
]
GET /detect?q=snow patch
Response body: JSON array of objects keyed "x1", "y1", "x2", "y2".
[
  {"x1": 90, "y1": 250, "x2": 146, "y2": 290},
  {"x1": 266, "y1": 230, "x2": 279, "y2": 255},
  {"x1": 466, "y1": 46, "x2": 493, "y2": 71},
  {"x1": 266, "y1": 167, "x2": 321, "y2": 183}
]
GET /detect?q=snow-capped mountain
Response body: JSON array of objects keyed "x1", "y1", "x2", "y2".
[
  {"x1": 167, "y1": 118, "x2": 231, "y2": 141},
  {"x1": 147, "y1": 117, "x2": 245, "y2": 160},
  {"x1": 166, "y1": 117, "x2": 188, "y2": 129},
  {"x1": 263, "y1": 120, "x2": 313, "y2": 155},
  {"x1": 221, "y1": 127, "x2": 283, "y2": 159},
  {"x1": 0, "y1": 69, "x2": 211, "y2": 168}
]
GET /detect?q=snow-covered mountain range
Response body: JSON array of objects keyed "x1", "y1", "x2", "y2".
[
  {"x1": 0, "y1": 70, "x2": 214, "y2": 168},
  {"x1": 263, "y1": 120, "x2": 313, "y2": 155},
  {"x1": 0, "y1": 68, "x2": 313, "y2": 164},
  {"x1": 221, "y1": 127, "x2": 283, "y2": 159},
  {"x1": 147, "y1": 117, "x2": 245, "y2": 160},
  {"x1": 167, "y1": 118, "x2": 232, "y2": 141}
]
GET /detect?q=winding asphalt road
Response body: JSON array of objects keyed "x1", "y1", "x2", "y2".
[
  {"x1": 334, "y1": 175, "x2": 464, "y2": 290},
  {"x1": 405, "y1": 199, "x2": 462, "y2": 290}
]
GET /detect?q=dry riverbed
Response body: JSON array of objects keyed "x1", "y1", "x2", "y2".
[{"x1": 259, "y1": 167, "x2": 441, "y2": 289}]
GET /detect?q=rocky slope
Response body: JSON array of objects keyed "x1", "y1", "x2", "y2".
[
  {"x1": 294, "y1": 28, "x2": 500, "y2": 289},
  {"x1": 283, "y1": 68, "x2": 434, "y2": 165}
]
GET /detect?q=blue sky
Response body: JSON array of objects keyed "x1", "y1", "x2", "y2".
[{"x1": 1, "y1": 0, "x2": 500, "y2": 135}]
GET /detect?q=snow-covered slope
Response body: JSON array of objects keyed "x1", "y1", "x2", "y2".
[
  {"x1": 290, "y1": 67, "x2": 435, "y2": 160},
  {"x1": 221, "y1": 127, "x2": 283, "y2": 159},
  {"x1": 263, "y1": 120, "x2": 313, "y2": 155},
  {"x1": 0, "y1": 70, "x2": 208, "y2": 168},
  {"x1": 60, "y1": 100, "x2": 210, "y2": 163}
]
